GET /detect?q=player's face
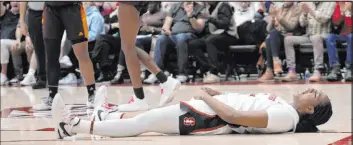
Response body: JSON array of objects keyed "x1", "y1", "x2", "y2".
[{"x1": 293, "y1": 89, "x2": 323, "y2": 114}]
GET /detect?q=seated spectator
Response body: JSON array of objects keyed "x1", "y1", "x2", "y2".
[
  {"x1": 161, "y1": 2, "x2": 176, "y2": 12},
  {"x1": 326, "y1": 2, "x2": 352, "y2": 82},
  {"x1": 187, "y1": 2, "x2": 237, "y2": 83},
  {"x1": 91, "y1": 8, "x2": 121, "y2": 83},
  {"x1": 154, "y1": 2, "x2": 206, "y2": 83},
  {"x1": 281, "y1": 2, "x2": 336, "y2": 82},
  {"x1": 95, "y1": 2, "x2": 117, "y2": 16},
  {"x1": 258, "y1": 2, "x2": 303, "y2": 81},
  {"x1": 59, "y1": 2, "x2": 105, "y2": 84},
  {"x1": 230, "y1": 2, "x2": 268, "y2": 46},
  {"x1": 115, "y1": 2, "x2": 167, "y2": 84},
  {"x1": 20, "y1": 36, "x2": 37, "y2": 86},
  {"x1": 0, "y1": 2, "x2": 31, "y2": 85}
]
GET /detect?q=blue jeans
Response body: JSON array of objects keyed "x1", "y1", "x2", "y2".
[
  {"x1": 326, "y1": 33, "x2": 352, "y2": 68},
  {"x1": 154, "y1": 33, "x2": 196, "y2": 74}
]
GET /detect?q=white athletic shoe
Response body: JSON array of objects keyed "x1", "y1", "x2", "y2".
[
  {"x1": 159, "y1": 76, "x2": 181, "y2": 107},
  {"x1": 0, "y1": 73, "x2": 8, "y2": 85},
  {"x1": 59, "y1": 55, "x2": 73, "y2": 68},
  {"x1": 117, "y1": 95, "x2": 149, "y2": 112},
  {"x1": 86, "y1": 90, "x2": 96, "y2": 108},
  {"x1": 91, "y1": 86, "x2": 112, "y2": 121},
  {"x1": 52, "y1": 93, "x2": 79, "y2": 139},
  {"x1": 143, "y1": 74, "x2": 158, "y2": 84},
  {"x1": 20, "y1": 74, "x2": 36, "y2": 86},
  {"x1": 33, "y1": 97, "x2": 53, "y2": 111},
  {"x1": 59, "y1": 73, "x2": 77, "y2": 85}
]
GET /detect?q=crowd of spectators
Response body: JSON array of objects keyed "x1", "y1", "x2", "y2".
[{"x1": 0, "y1": 1, "x2": 351, "y2": 87}]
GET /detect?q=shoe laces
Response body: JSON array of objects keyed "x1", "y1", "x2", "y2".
[
  {"x1": 127, "y1": 96, "x2": 135, "y2": 104},
  {"x1": 62, "y1": 107, "x2": 77, "y2": 125},
  {"x1": 102, "y1": 97, "x2": 112, "y2": 110}
]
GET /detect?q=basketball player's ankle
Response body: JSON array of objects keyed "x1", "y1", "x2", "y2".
[
  {"x1": 49, "y1": 87, "x2": 58, "y2": 99},
  {"x1": 86, "y1": 84, "x2": 96, "y2": 97},
  {"x1": 133, "y1": 88, "x2": 145, "y2": 100},
  {"x1": 155, "y1": 71, "x2": 167, "y2": 83}
]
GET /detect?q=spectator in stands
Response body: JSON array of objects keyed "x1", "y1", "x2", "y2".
[
  {"x1": 59, "y1": 2, "x2": 105, "y2": 84},
  {"x1": 92, "y1": 8, "x2": 121, "y2": 83},
  {"x1": 0, "y1": 2, "x2": 29, "y2": 85},
  {"x1": 95, "y1": 2, "x2": 117, "y2": 16},
  {"x1": 161, "y1": 2, "x2": 176, "y2": 12},
  {"x1": 20, "y1": 36, "x2": 37, "y2": 86},
  {"x1": 19, "y1": 2, "x2": 47, "y2": 89},
  {"x1": 154, "y1": 2, "x2": 206, "y2": 83},
  {"x1": 187, "y1": 2, "x2": 237, "y2": 83},
  {"x1": 230, "y1": 2, "x2": 268, "y2": 46},
  {"x1": 258, "y1": 2, "x2": 303, "y2": 81},
  {"x1": 326, "y1": 2, "x2": 352, "y2": 82},
  {"x1": 281, "y1": 2, "x2": 336, "y2": 82}
]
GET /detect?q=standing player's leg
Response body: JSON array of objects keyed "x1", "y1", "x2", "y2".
[
  {"x1": 59, "y1": 3, "x2": 96, "y2": 107},
  {"x1": 27, "y1": 9, "x2": 47, "y2": 89},
  {"x1": 52, "y1": 92, "x2": 183, "y2": 138},
  {"x1": 117, "y1": 2, "x2": 181, "y2": 112},
  {"x1": 35, "y1": 5, "x2": 65, "y2": 111}
]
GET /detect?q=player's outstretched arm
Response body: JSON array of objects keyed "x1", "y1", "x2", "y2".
[{"x1": 199, "y1": 94, "x2": 269, "y2": 128}]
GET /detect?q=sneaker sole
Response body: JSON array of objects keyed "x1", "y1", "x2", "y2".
[
  {"x1": 91, "y1": 86, "x2": 108, "y2": 120},
  {"x1": 51, "y1": 93, "x2": 65, "y2": 139}
]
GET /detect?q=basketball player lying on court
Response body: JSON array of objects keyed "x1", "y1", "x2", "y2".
[{"x1": 52, "y1": 86, "x2": 332, "y2": 138}]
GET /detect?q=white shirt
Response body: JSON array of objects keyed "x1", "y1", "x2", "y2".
[{"x1": 182, "y1": 93, "x2": 299, "y2": 134}]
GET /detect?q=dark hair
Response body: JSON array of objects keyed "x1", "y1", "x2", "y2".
[{"x1": 295, "y1": 102, "x2": 333, "y2": 133}]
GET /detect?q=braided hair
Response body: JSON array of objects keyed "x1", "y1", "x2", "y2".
[{"x1": 295, "y1": 101, "x2": 333, "y2": 133}]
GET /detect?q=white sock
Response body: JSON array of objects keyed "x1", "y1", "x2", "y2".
[
  {"x1": 27, "y1": 68, "x2": 35, "y2": 76},
  {"x1": 71, "y1": 117, "x2": 91, "y2": 134},
  {"x1": 105, "y1": 112, "x2": 124, "y2": 120}
]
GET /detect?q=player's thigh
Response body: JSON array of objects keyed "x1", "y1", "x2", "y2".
[
  {"x1": 42, "y1": 6, "x2": 65, "y2": 40},
  {"x1": 59, "y1": 3, "x2": 88, "y2": 43}
]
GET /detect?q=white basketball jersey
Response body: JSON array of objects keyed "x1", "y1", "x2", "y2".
[{"x1": 182, "y1": 93, "x2": 300, "y2": 135}]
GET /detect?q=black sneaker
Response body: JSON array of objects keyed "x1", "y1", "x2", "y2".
[
  {"x1": 327, "y1": 66, "x2": 341, "y2": 82},
  {"x1": 32, "y1": 78, "x2": 47, "y2": 89}
]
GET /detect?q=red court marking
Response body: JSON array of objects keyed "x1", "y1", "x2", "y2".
[{"x1": 328, "y1": 135, "x2": 352, "y2": 145}]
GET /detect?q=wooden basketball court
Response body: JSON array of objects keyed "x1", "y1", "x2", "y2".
[{"x1": 1, "y1": 82, "x2": 351, "y2": 145}]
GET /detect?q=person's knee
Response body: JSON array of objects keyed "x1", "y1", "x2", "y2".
[
  {"x1": 347, "y1": 33, "x2": 352, "y2": 42},
  {"x1": 284, "y1": 36, "x2": 295, "y2": 46},
  {"x1": 326, "y1": 34, "x2": 336, "y2": 42},
  {"x1": 156, "y1": 34, "x2": 169, "y2": 44},
  {"x1": 72, "y1": 42, "x2": 91, "y2": 62},
  {"x1": 269, "y1": 29, "x2": 279, "y2": 36},
  {"x1": 309, "y1": 35, "x2": 323, "y2": 46}
]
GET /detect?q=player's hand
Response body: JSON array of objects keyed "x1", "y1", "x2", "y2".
[
  {"x1": 201, "y1": 87, "x2": 222, "y2": 96},
  {"x1": 20, "y1": 20, "x2": 29, "y2": 36},
  {"x1": 11, "y1": 40, "x2": 21, "y2": 54},
  {"x1": 162, "y1": 29, "x2": 172, "y2": 35},
  {"x1": 300, "y1": 2, "x2": 312, "y2": 14},
  {"x1": 25, "y1": 36, "x2": 33, "y2": 51},
  {"x1": 111, "y1": 23, "x2": 119, "y2": 29}
]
